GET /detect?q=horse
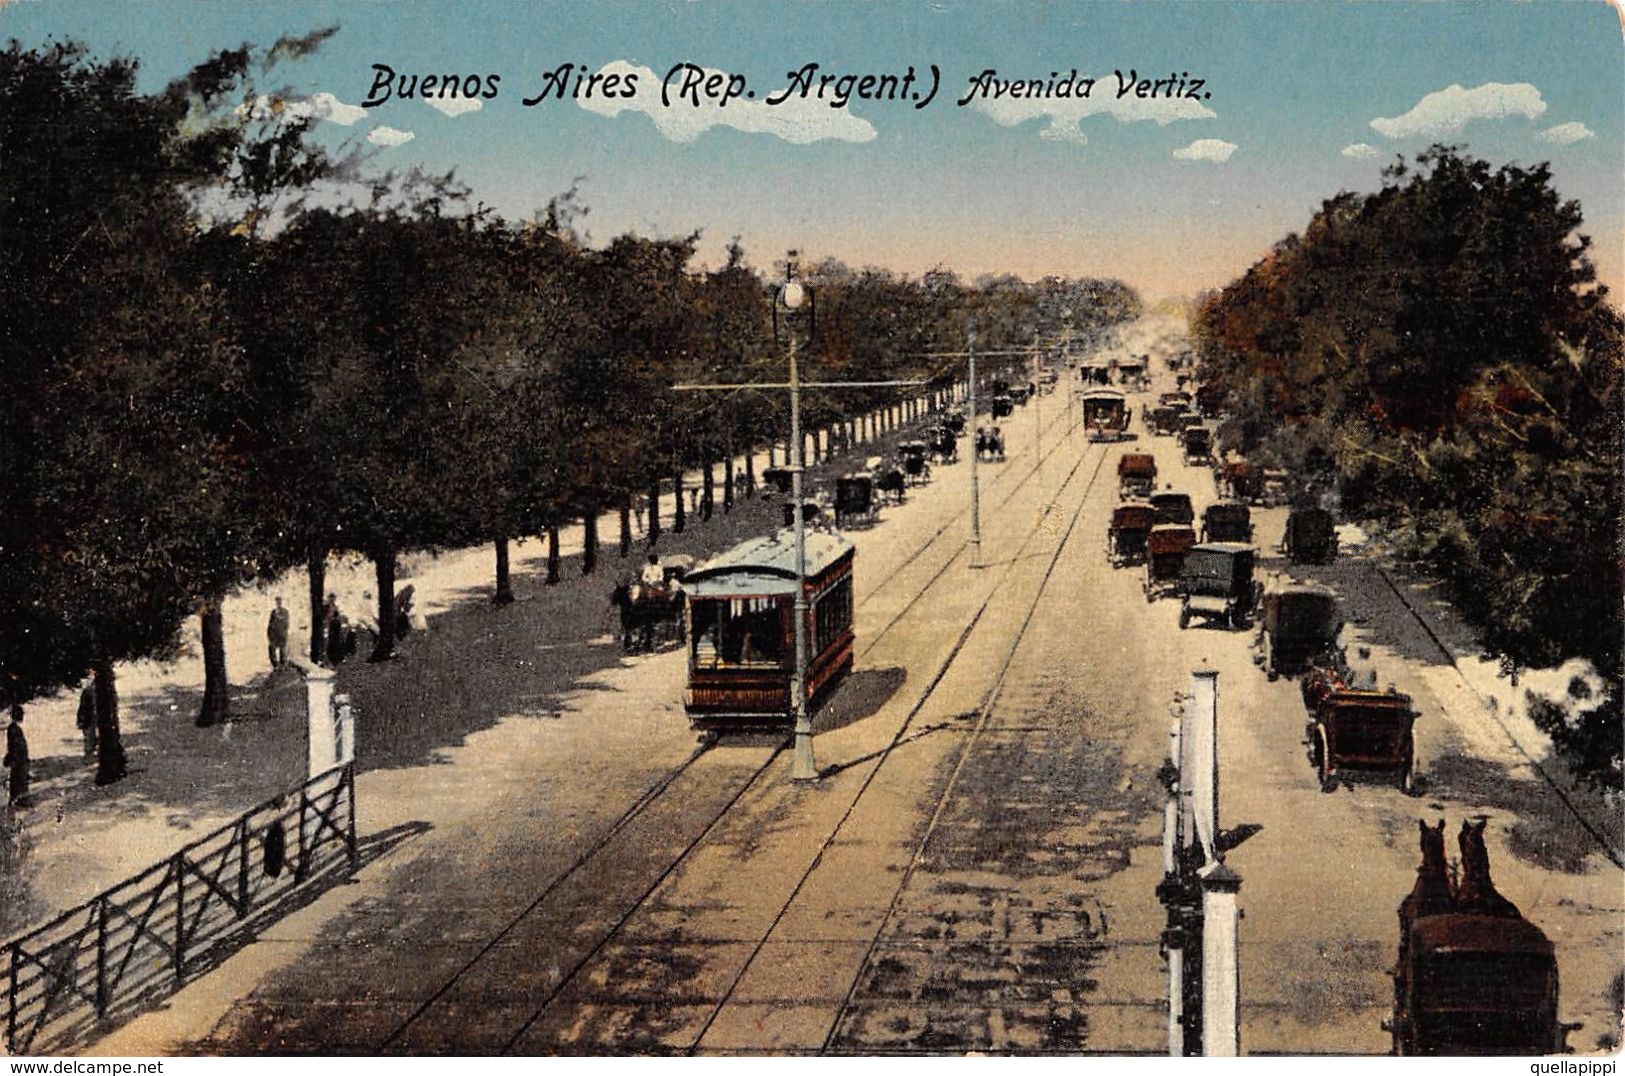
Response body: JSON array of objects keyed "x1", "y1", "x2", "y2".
[
  {"x1": 610, "y1": 581, "x2": 683, "y2": 653},
  {"x1": 1455, "y1": 818, "x2": 1521, "y2": 918},
  {"x1": 1398, "y1": 819, "x2": 1455, "y2": 931}
]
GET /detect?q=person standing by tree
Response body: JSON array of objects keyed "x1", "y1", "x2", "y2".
[
  {"x1": 4, "y1": 704, "x2": 28, "y2": 808},
  {"x1": 267, "y1": 596, "x2": 290, "y2": 669},
  {"x1": 76, "y1": 681, "x2": 97, "y2": 762}
]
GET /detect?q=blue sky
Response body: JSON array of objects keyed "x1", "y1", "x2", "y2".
[{"x1": 4, "y1": 0, "x2": 1621, "y2": 299}]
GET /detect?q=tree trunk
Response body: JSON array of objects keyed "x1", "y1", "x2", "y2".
[
  {"x1": 647, "y1": 480, "x2": 662, "y2": 545},
  {"x1": 493, "y1": 536, "x2": 514, "y2": 605},
  {"x1": 92, "y1": 660, "x2": 127, "y2": 786},
  {"x1": 620, "y1": 495, "x2": 632, "y2": 557},
  {"x1": 583, "y1": 510, "x2": 598, "y2": 575},
  {"x1": 723, "y1": 453, "x2": 735, "y2": 513},
  {"x1": 308, "y1": 548, "x2": 327, "y2": 665},
  {"x1": 368, "y1": 545, "x2": 397, "y2": 662},
  {"x1": 702, "y1": 461, "x2": 714, "y2": 521},
  {"x1": 744, "y1": 451, "x2": 755, "y2": 498},
  {"x1": 672, "y1": 470, "x2": 686, "y2": 533},
  {"x1": 546, "y1": 524, "x2": 561, "y2": 584},
  {"x1": 197, "y1": 602, "x2": 229, "y2": 727}
]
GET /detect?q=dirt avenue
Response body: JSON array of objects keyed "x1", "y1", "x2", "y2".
[
  {"x1": 0, "y1": 319, "x2": 1605, "y2": 1058},
  {"x1": 1, "y1": 5, "x2": 1620, "y2": 1060}
]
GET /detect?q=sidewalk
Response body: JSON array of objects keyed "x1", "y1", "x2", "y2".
[{"x1": 0, "y1": 389, "x2": 965, "y2": 946}]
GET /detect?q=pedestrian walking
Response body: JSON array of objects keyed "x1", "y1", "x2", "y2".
[
  {"x1": 267, "y1": 596, "x2": 291, "y2": 668},
  {"x1": 4, "y1": 704, "x2": 29, "y2": 808},
  {"x1": 76, "y1": 681, "x2": 97, "y2": 762}
]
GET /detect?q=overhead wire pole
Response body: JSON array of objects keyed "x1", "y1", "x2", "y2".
[
  {"x1": 916, "y1": 341, "x2": 1048, "y2": 570},
  {"x1": 673, "y1": 252, "x2": 925, "y2": 783}
]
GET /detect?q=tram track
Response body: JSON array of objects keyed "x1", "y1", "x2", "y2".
[
  {"x1": 678, "y1": 434, "x2": 1113, "y2": 1054},
  {"x1": 374, "y1": 394, "x2": 1103, "y2": 1054}
]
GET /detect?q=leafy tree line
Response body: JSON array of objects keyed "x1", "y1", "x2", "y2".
[
  {"x1": 0, "y1": 36, "x2": 1140, "y2": 783},
  {"x1": 1191, "y1": 145, "x2": 1621, "y2": 790}
]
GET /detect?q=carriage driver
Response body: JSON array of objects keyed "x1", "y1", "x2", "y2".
[{"x1": 641, "y1": 553, "x2": 667, "y2": 590}]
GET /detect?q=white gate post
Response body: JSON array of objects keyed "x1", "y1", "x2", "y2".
[
  {"x1": 334, "y1": 692, "x2": 355, "y2": 767},
  {"x1": 1200, "y1": 861, "x2": 1243, "y2": 1056},
  {"x1": 1189, "y1": 665, "x2": 1219, "y2": 860},
  {"x1": 305, "y1": 666, "x2": 336, "y2": 778}
]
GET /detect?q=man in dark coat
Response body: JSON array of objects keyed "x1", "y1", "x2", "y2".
[
  {"x1": 267, "y1": 596, "x2": 291, "y2": 668},
  {"x1": 77, "y1": 681, "x2": 98, "y2": 761},
  {"x1": 4, "y1": 704, "x2": 29, "y2": 807}
]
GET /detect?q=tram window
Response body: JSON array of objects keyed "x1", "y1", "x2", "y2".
[
  {"x1": 691, "y1": 597, "x2": 785, "y2": 669},
  {"x1": 813, "y1": 576, "x2": 853, "y2": 655}
]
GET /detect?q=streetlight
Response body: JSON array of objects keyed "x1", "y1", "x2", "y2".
[{"x1": 780, "y1": 262, "x2": 816, "y2": 782}]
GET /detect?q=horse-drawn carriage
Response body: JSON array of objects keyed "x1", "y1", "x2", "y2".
[
  {"x1": 899, "y1": 440, "x2": 932, "y2": 485},
  {"x1": 975, "y1": 427, "x2": 1006, "y2": 462},
  {"x1": 1255, "y1": 582, "x2": 1341, "y2": 680},
  {"x1": 834, "y1": 474, "x2": 876, "y2": 526},
  {"x1": 990, "y1": 393, "x2": 1014, "y2": 418},
  {"x1": 684, "y1": 529, "x2": 855, "y2": 730},
  {"x1": 928, "y1": 425, "x2": 959, "y2": 464},
  {"x1": 1080, "y1": 388, "x2": 1130, "y2": 442},
  {"x1": 1150, "y1": 490, "x2": 1195, "y2": 526},
  {"x1": 1180, "y1": 424, "x2": 1213, "y2": 466},
  {"x1": 1178, "y1": 543, "x2": 1259, "y2": 629},
  {"x1": 1194, "y1": 382, "x2": 1227, "y2": 418},
  {"x1": 1387, "y1": 820, "x2": 1570, "y2": 1055},
  {"x1": 1148, "y1": 404, "x2": 1187, "y2": 436},
  {"x1": 1114, "y1": 356, "x2": 1148, "y2": 390},
  {"x1": 1143, "y1": 524, "x2": 1196, "y2": 602},
  {"x1": 1283, "y1": 506, "x2": 1339, "y2": 564},
  {"x1": 1008, "y1": 384, "x2": 1031, "y2": 406},
  {"x1": 1201, "y1": 501, "x2": 1253, "y2": 543},
  {"x1": 1080, "y1": 360, "x2": 1113, "y2": 386},
  {"x1": 1215, "y1": 459, "x2": 1261, "y2": 503},
  {"x1": 943, "y1": 409, "x2": 968, "y2": 435},
  {"x1": 781, "y1": 499, "x2": 823, "y2": 527},
  {"x1": 1118, "y1": 453, "x2": 1157, "y2": 500},
  {"x1": 761, "y1": 466, "x2": 794, "y2": 495},
  {"x1": 1107, "y1": 503, "x2": 1155, "y2": 567},
  {"x1": 612, "y1": 554, "x2": 695, "y2": 652}
]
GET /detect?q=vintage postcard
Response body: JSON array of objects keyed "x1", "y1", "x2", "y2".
[{"x1": 0, "y1": 0, "x2": 1620, "y2": 1063}]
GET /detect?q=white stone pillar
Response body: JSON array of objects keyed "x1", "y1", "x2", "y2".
[
  {"x1": 1189, "y1": 666, "x2": 1219, "y2": 861},
  {"x1": 334, "y1": 692, "x2": 355, "y2": 767},
  {"x1": 1200, "y1": 861, "x2": 1242, "y2": 1056},
  {"x1": 305, "y1": 665, "x2": 337, "y2": 778}
]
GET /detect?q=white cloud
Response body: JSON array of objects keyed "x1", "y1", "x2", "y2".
[
  {"x1": 1538, "y1": 121, "x2": 1594, "y2": 145},
  {"x1": 1172, "y1": 138, "x2": 1236, "y2": 162},
  {"x1": 427, "y1": 96, "x2": 483, "y2": 118},
  {"x1": 1341, "y1": 142, "x2": 1379, "y2": 159},
  {"x1": 238, "y1": 91, "x2": 366, "y2": 127},
  {"x1": 972, "y1": 85, "x2": 1214, "y2": 145},
  {"x1": 367, "y1": 126, "x2": 416, "y2": 148},
  {"x1": 1370, "y1": 82, "x2": 1545, "y2": 139},
  {"x1": 578, "y1": 61, "x2": 874, "y2": 145}
]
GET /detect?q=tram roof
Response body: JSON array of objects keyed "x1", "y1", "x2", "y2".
[{"x1": 685, "y1": 528, "x2": 854, "y2": 597}]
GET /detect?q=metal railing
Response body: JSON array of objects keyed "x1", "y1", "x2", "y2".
[{"x1": 4, "y1": 763, "x2": 357, "y2": 1054}]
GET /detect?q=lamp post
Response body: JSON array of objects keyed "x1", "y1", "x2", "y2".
[
  {"x1": 967, "y1": 332, "x2": 981, "y2": 567},
  {"x1": 781, "y1": 272, "x2": 815, "y2": 782}
]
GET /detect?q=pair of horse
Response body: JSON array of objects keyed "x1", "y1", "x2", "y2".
[
  {"x1": 1400, "y1": 817, "x2": 1522, "y2": 926},
  {"x1": 975, "y1": 428, "x2": 1005, "y2": 462},
  {"x1": 609, "y1": 581, "x2": 685, "y2": 653}
]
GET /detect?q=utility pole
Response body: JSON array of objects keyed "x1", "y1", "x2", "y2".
[{"x1": 968, "y1": 334, "x2": 980, "y2": 566}]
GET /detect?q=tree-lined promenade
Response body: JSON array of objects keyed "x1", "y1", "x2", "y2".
[
  {"x1": 0, "y1": 36, "x2": 1139, "y2": 788},
  {"x1": 1191, "y1": 146, "x2": 1623, "y2": 790}
]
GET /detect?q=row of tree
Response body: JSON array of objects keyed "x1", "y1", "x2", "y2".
[
  {"x1": 0, "y1": 36, "x2": 1140, "y2": 785},
  {"x1": 1191, "y1": 146, "x2": 1622, "y2": 791}
]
